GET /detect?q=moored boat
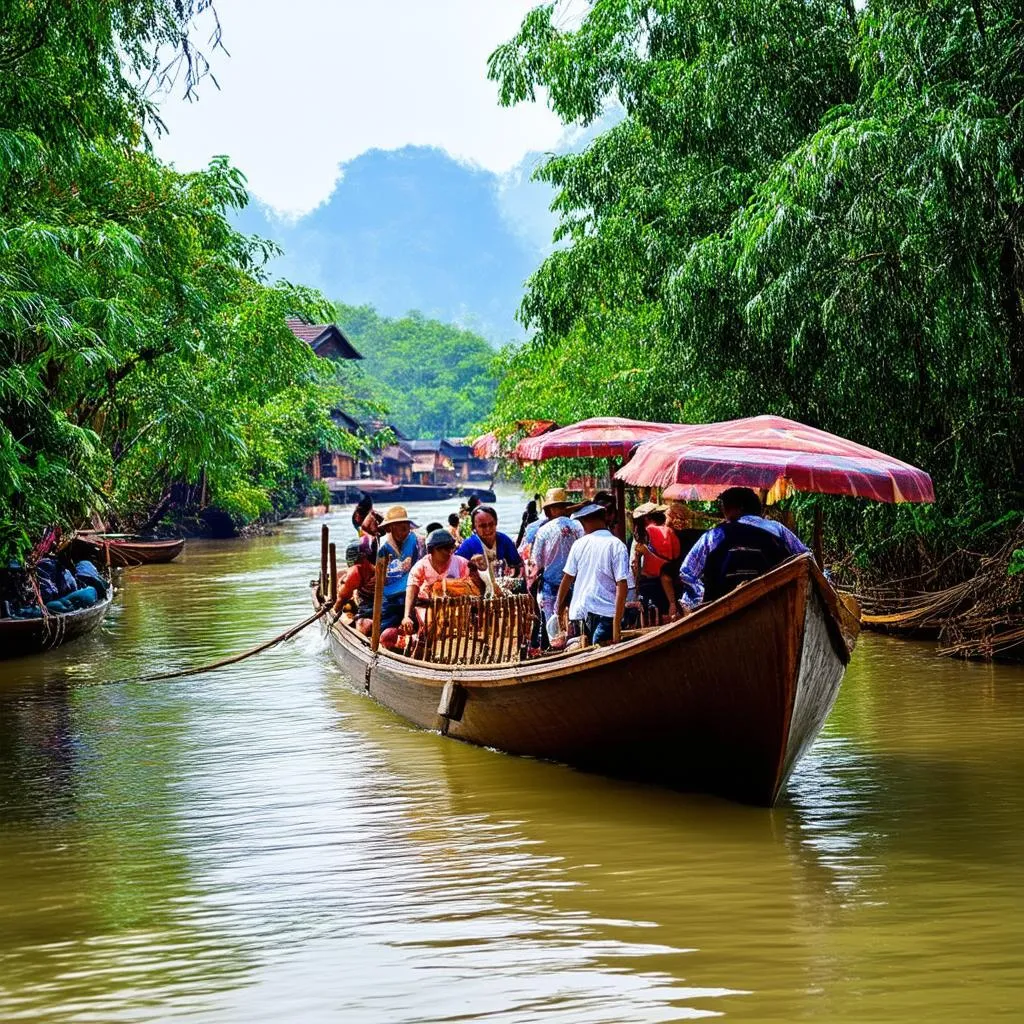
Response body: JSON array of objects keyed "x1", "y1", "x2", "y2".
[
  {"x1": 314, "y1": 553, "x2": 860, "y2": 806},
  {"x1": 0, "y1": 589, "x2": 114, "y2": 659},
  {"x1": 73, "y1": 533, "x2": 185, "y2": 567}
]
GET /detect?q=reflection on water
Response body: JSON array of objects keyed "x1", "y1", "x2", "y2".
[{"x1": 1, "y1": 491, "x2": 1022, "y2": 1021}]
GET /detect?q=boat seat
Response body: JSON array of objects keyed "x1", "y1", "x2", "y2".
[{"x1": 419, "y1": 593, "x2": 537, "y2": 665}]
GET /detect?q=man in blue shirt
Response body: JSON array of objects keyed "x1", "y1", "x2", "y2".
[
  {"x1": 377, "y1": 505, "x2": 420, "y2": 628},
  {"x1": 678, "y1": 487, "x2": 808, "y2": 611},
  {"x1": 456, "y1": 505, "x2": 523, "y2": 578}
]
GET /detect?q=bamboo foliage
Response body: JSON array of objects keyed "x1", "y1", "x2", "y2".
[{"x1": 486, "y1": 0, "x2": 1024, "y2": 566}]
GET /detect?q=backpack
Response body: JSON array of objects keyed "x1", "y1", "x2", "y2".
[{"x1": 703, "y1": 521, "x2": 790, "y2": 603}]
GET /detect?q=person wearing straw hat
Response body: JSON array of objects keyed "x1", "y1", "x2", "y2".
[
  {"x1": 531, "y1": 487, "x2": 584, "y2": 622},
  {"x1": 377, "y1": 505, "x2": 420, "y2": 629},
  {"x1": 555, "y1": 502, "x2": 632, "y2": 646}
]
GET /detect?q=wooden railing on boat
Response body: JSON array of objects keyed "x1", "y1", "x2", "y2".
[{"x1": 418, "y1": 593, "x2": 537, "y2": 666}]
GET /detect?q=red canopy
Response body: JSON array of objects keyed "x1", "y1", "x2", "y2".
[
  {"x1": 472, "y1": 432, "x2": 499, "y2": 458},
  {"x1": 617, "y1": 415, "x2": 934, "y2": 504},
  {"x1": 515, "y1": 417, "x2": 681, "y2": 463},
  {"x1": 473, "y1": 420, "x2": 557, "y2": 459}
]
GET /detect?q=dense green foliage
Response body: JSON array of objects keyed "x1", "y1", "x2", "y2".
[
  {"x1": 488, "y1": 1, "x2": 1024, "y2": 567},
  {"x1": 0, "y1": 2, "x2": 353, "y2": 558},
  {"x1": 335, "y1": 303, "x2": 497, "y2": 438}
]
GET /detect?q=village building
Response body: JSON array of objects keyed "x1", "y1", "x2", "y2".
[
  {"x1": 288, "y1": 318, "x2": 369, "y2": 497},
  {"x1": 408, "y1": 439, "x2": 458, "y2": 486}
]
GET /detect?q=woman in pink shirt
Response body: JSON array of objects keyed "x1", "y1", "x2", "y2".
[{"x1": 401, "y1": 529, "x2": 480, "y2": 634}]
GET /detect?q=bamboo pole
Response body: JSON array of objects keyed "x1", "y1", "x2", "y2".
[
  {"x1": 370, "y1": 554, "x2": 388, "y2": 652},
  {"x1": 319, "y1": 524, "x2": 329, "y2": 603},
  {"x1": 328, "y1": 542, "x2": 338, "y2": 606}
]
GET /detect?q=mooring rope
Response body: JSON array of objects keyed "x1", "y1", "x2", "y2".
[{"x1": 95, "y1": 604, "x2": 331, "y2": 686}]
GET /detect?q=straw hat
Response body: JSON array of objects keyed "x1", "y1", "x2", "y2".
[
  {"x1": 571, "y1": 503, "x2": 607, "y2": 521},
  {"x1": 541, "y1": 487, "x2": 572, "y2": 511},
  {"x1": 379, "y1": 505, "x2": 418, "y2": 530},
  {"x1": 631, "y1": 501, "x2": 656, "y2": 519}
]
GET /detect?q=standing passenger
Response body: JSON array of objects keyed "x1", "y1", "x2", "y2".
[
  {"x1": 555, "y1": 503, "x2": 632, "y2": 646},
  {"x1": 531, "y1": 488, "x2": 583, "y2": 621},
  {"x1": 678, "y1": 487, "x2": 808, "y2": 610}
]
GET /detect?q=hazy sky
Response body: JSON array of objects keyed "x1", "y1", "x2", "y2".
[{"x1": 155, "y1": 0, "x2": 586, "y2": 217}]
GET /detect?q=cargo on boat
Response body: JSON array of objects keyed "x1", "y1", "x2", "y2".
[{"x1": 0, "y1": 589, "x2": 114, "y2": 660}]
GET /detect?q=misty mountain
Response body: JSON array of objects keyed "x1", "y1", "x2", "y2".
[{"x1": 236, "y1": 146, "x2": 553, "y2": 343}]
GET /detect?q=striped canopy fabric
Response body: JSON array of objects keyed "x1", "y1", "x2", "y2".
[
  {"x1": 617, "y1": 416, "x2": 934, "y2": 504},
  {"x1": 515, "y1": 417, "x2": 681, "y2": 463},
  {"x1": 474, "y1": 420, "x2": 558, "y2": 459},
  {"x1": 472, "y1": 432, "x2": 499, "y2": 458}
]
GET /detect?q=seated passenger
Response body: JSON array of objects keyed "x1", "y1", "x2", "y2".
[
  {"x1": 631, "y1": 504, "x2": 680, "y2": 621},
  {"x1": 332, "y1": 537, "x2": 377, "y2": 635},
  {"x1": 678, "y1": 487, "x2": 808, "y2": 611},
  {"x1": 377, "y1": 506, "x2": 420, "y2": 629},
  {"x1": 455, "y1": 505, "x2": 524, "y2": 578},
  {"x1": 400, "y1": 530, "x2": 480, "y2": 634}
]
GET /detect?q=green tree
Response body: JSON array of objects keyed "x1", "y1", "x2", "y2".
[
  {"x1": 334, "y1": 304, "x2": 497, "y2": 438},
  {"x1": 488, "y1": 1, "x2": 1024, "y2": 564},
  {"x1": 0, "y1": 2, "x2": 354, "y2": 558}
]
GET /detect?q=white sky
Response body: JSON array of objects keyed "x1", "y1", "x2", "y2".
[{"x1": 154, "y1": 0, "x2": 587, "y2": 217}]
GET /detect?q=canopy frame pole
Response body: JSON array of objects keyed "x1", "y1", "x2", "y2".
[
  {"x1": 319, "y1": 524, "x2": 329, "y2": 603},
  {"x1": 608, "y1": 457, "x2": 627, "y2": 541},
  {"x1": 813, "y1": 506, "x2": 824, "y2": 568}
]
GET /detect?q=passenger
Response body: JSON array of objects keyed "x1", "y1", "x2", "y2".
[
  {"x1": 400, "y1": 530, "x2": 480, "y2": 634},
  {"x1": 352, "y1": 495, "x2": 379, "y2": 538},
  {"x1": 531, "y1": 488, "x2": 584, "y2": 621},
  {"x1": 459, "y1": 495, "x2": 481, "y2": 538},
  {"x1": 515, "y1": 494, "x2": 541, "y2": 548},
  {"x1": 377, "y1": 506, "x2": 420, "y2": 629},
  {"x1": 456, "y1": 505, "x2": 524, "y2": 578},
  {"x1": 678, "y1": 486, "x2": 808, "y2": 611},
  {"x1": 446, "y1": 513, "x2": 462, "y2": 543},
  {"x1": 424, "y1": 521, "x2": 443, "y2": 535},
  {"x1": 555, "y1": 502, "x2": 632, "y2": 647},
  {"x1": 332, "y1": 537, "x2": 378, "y2": 636},
  {"x1": 632, "y1": 503, "x2": 680, "y2": 620}
]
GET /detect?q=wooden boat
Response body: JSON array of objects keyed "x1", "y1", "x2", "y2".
[
  {"x1": 0, "y1": 589, "x2": 114, "y2": 659},
  {"x1": 314, "y1": 553, "x2": 861, "y2": 806},
  {"x1": 73, "y1": 533, "x2": 185, "y2": 567}
]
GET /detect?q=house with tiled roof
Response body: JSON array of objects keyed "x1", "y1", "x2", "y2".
[{"x1": 286, "y1": 318, "x2": 363, "y2": 360}]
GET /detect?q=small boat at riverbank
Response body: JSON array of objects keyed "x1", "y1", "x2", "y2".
[
  {"x1": 73, "y1": 533, "x2": 185, "y2": 567},
  {"x1": 314, "y1": 554, "x2": 860, "y2": 806},
  {"x1": 0, "y1": 589, "x2": 114, "y2": 659}
]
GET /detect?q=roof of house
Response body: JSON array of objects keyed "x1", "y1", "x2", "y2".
[
  {"x1": 408, "y1": 439, "x2": 457, "y2": 454},
  {"x1": 330, "y1": 409, "x2": 363, "y2": 433},
  {"x1": 286, "y1": 318, "x2": 363, "y2": 360},
  {"x1": 445, "y1": 442, "x2": 472, "y2": 459},
  {"x1": 379, "y1": 444, "x2": 413, "y2": 463}
]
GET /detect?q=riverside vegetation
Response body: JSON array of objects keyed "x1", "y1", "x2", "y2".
[
  {"x1": 485, "y1": 0, "x2": 1024, "y2": 654},
  {"x1": 0, "y1": 2, "x2": 499, "y2": 562}
]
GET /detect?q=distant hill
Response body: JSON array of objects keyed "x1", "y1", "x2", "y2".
[{"x1": 236, "y1": 146, "x2": 547, "y2": 343}]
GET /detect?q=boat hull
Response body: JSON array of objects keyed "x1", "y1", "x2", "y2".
[
  {"x1": 0, "y1": 590, "x2": 114, "y2": 659},
  {"x1": 74, "y1": 535, "x2": 185, "y2": 567},
  {"x1": 317, "y1": 555, "x2": 858, "y2": 805}
]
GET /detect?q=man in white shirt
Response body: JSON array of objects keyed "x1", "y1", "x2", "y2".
[{"x1": 555, "y1": 503, "x2": 632, "y2": 646}]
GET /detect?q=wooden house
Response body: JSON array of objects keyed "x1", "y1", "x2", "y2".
[{"x1": 408, "y1": 439, "x2": 458, "y2": 485}]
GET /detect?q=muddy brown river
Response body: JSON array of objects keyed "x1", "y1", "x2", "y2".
[{"x1": 1, "y1": 492, "x2": 1022, "y2": 1022}]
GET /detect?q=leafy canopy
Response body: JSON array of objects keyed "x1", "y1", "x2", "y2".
[{"x1": 488, "y1": 1, "x2": 1024, "y2": 561}]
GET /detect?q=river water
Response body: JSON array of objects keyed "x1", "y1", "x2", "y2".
[{"x1": 1, "y1": 491, "x2": 1022, "y2": 1022}]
